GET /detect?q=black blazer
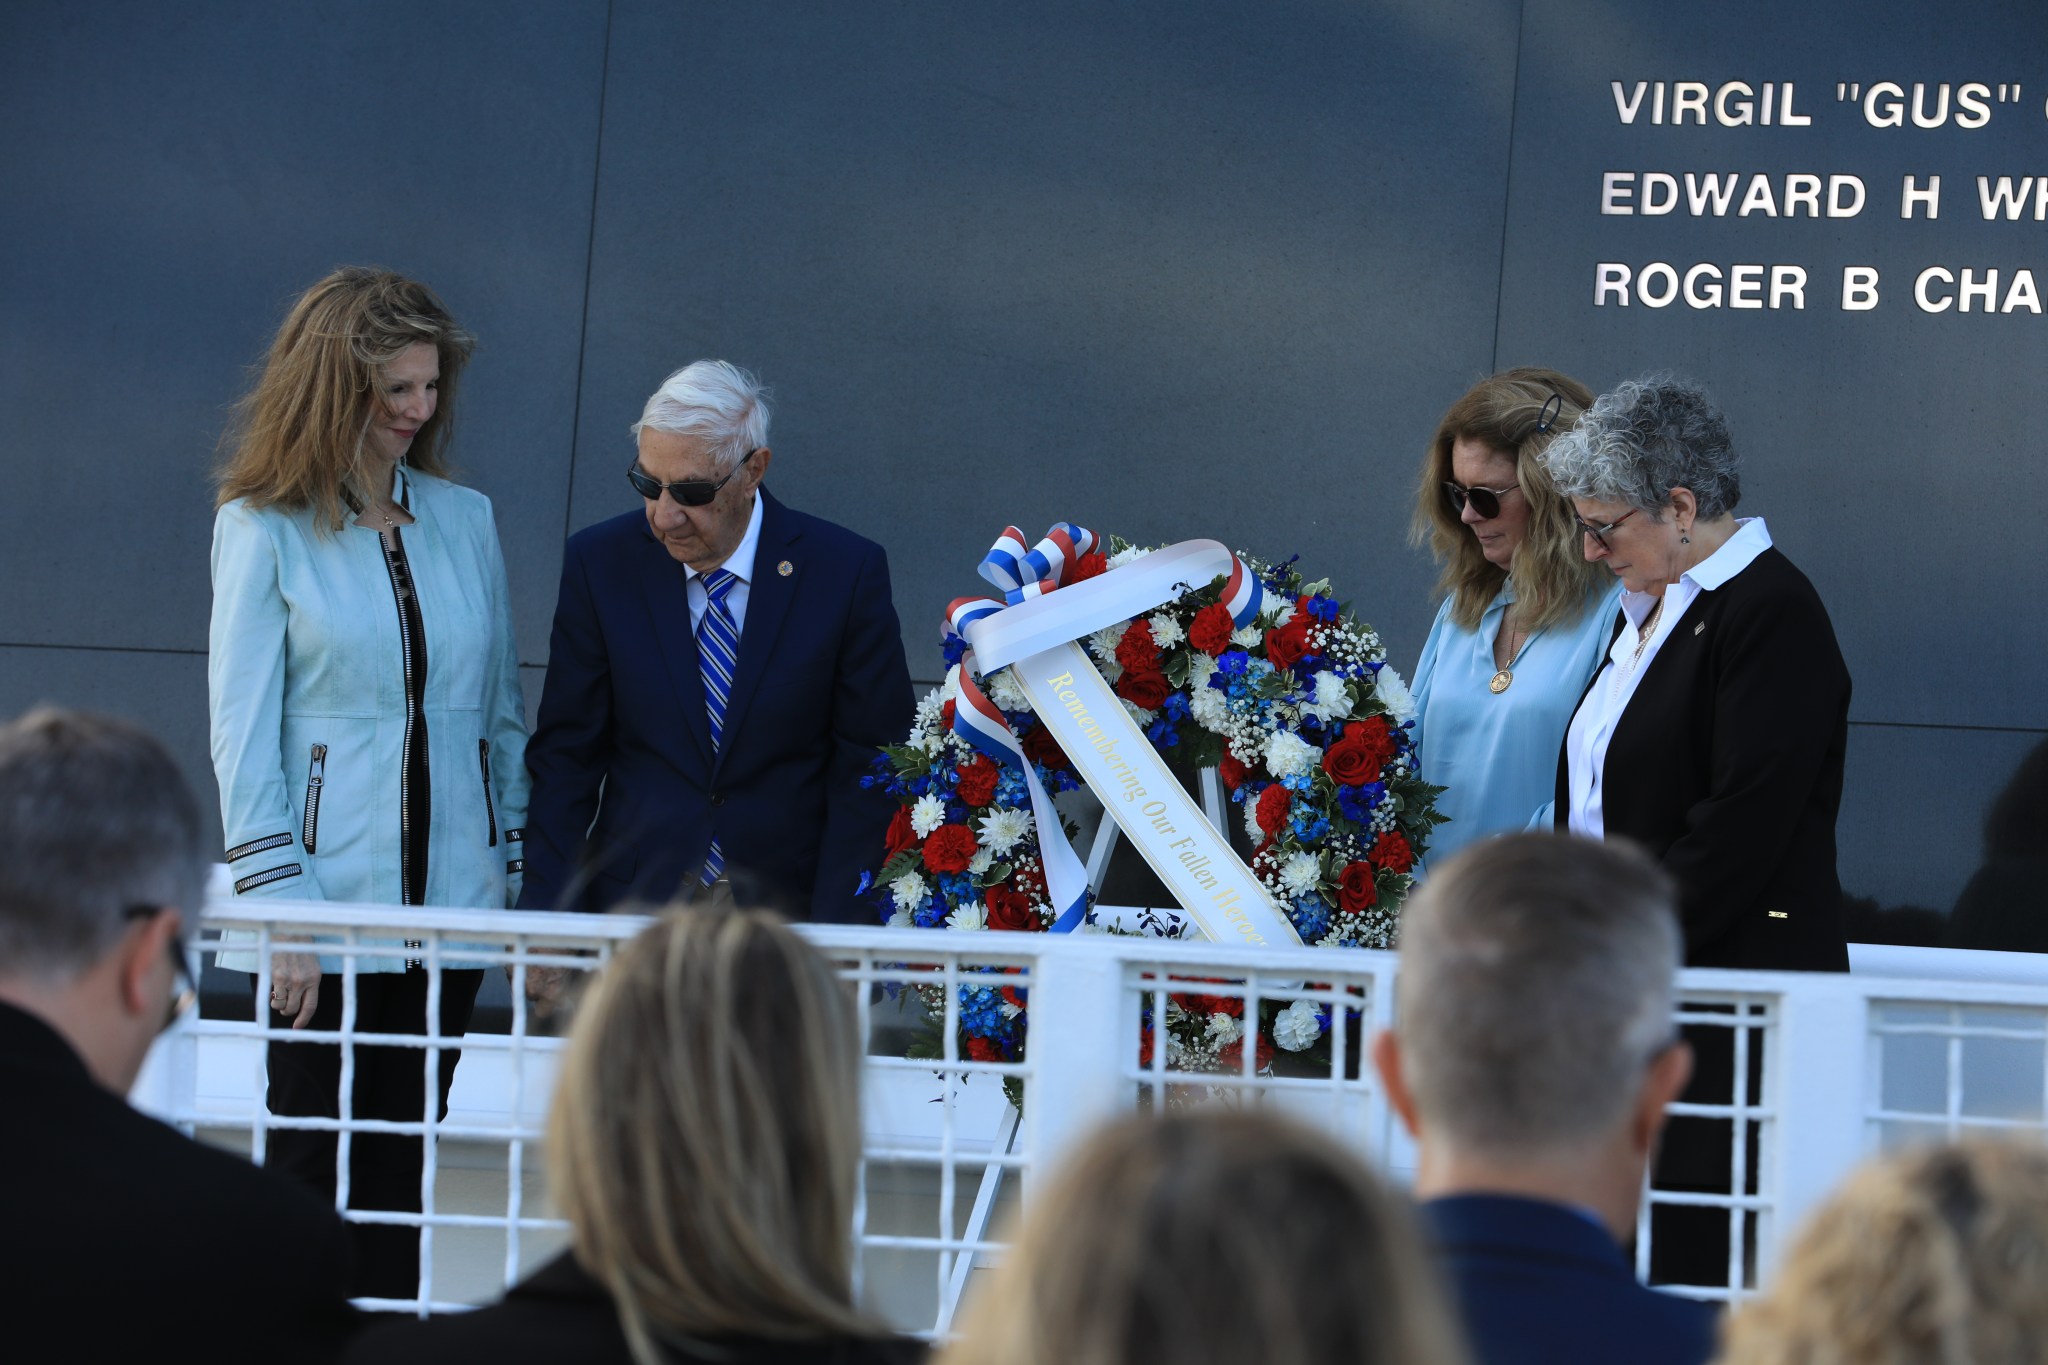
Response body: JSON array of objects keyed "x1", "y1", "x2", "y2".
[
  {"x1": 1556, "y1": 546, "x2": 1851, "y2": 970},
  {"x1": 1423, "y1": 1194, "x2": 1717, "y2": 1365},
  {"x1": 0, "y1": 1002, "x2": 359, "y2": 1363},
  {"x1": 519, "y1": 488, "x2": 914, "y2": 921},
  {"x1": 342, "y1": 1251, "x2": 925, "y2": 1365}
]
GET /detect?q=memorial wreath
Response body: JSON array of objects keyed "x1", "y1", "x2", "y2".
[{"x1": 861, "y1": 524, "x2": 1445, "y2": 1081}]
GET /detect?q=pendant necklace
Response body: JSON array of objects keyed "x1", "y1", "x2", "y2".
[{"x1": 1489, "y1": 617, "x2": 1545, "y2": 694}]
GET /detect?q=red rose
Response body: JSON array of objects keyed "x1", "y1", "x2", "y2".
[
  {"x1": 1255, "y1": 783, "x2": 1292, "y2": 835},
  {"x1": 1115, "y1": 620, "x2": 1160, "y2": 675},
  {"x1": 1189, "y1": 604, "x2": 1236, "y2": 656},
  {"x1": 1021, "y1": 723, "x2": 1070, "y2": 773},
  {"x1": 1218, "y1": 754, "x2": 1250, "y2": 790},
  {"x1": 985, "y1": 886, "x2": 1039, "y2": 932},
  {"x1": 1322, "y1": 717, "x2": 1398, "y2": 786},
  {"x1": 1219, "y1": 1030, "x2": 1276, "y2": 1074},
  {"x1": 923, "y1": 824, "x2": 979, "y2": 874},
  {"x1": 1338, "y1": 860, "x2": 1379, "y2": 912},
  {"x1": 1068, "y1": 551, "x2": 1108, "y2": 583},
  {"x1": 1264, "y1": 616, "x2": 1313, "y2": 672},
  {"x1": 1368, "y1": 830, "x2": 1416, "y2": 874},
  {"x1": 954, "y1": 754, "x2": 1000, "y2": 807},
  {"x1": 966, "y1": 1036, "x2": 1006, "y2": 1063},
  {"x1": 884, "y1": 806, "x2": 919, "y2": 859},
  {"x1": 1115, "y1": 669, "x2": 1172, "y2": 710}
]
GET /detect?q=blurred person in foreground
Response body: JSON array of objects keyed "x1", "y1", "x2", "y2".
[
  {"x1": 518, "y1": 360, "x2": 913, "y2": 937},
  {"x1": 209, "y1": 267, "x2": 528, "y2": 1297},
  {"x1": 1409, "y1": 368, "x2": 1621, "y2": 865},
  {"x1": 1540, "y1": 374, "x2": 1850, "y2": 971},
  {"x1": 939, "y1": 1109, "x2": 1468, "y2": 1365},
  {"x1": 1372, "y1": 832, "x2": 1714, "y2": 1365},
  {"x1": 1719, "y1": 1141, "x2": 2048, "y2": 1365},
  {"x1": 345, "y1": 905, "x2": 919, "y2": 1365},
  {"x1": 0, "y1": 707, "x2": 357, "y2": 1361}
]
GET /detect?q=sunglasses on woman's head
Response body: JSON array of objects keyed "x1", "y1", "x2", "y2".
[
  {"x1": 626, "y1": 449, "x2": 758, "y2": 507},
  {"x1": 1443, "y1": 480, "x2": 1520, "y2": 520}
]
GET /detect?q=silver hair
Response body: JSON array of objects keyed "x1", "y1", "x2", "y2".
[
  {"x1": 1539, "y1": 373, "x2": 1741, "y2": 519},
  {"x1": 0, "y1": 707, "x2": 207, "y2": 980},
  {"x1": 1395, "y1": 833, "x2": 1681, "y2": 1158},
  {"x1": 631, "y1": 360, "x2": 771, "y2": 475}
]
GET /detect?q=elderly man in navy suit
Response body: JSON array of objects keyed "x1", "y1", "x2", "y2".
[
  {"x1": 520, "y1": 361, "x2": 912, "y2": 934},
  {"x1": 1372, "y1": 833, "x2": 1716, "y2": 1365}
]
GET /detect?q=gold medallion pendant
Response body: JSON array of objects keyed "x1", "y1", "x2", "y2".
[{"x1": 1489, "y1": 668, "x2": 1513, "y2": 694}]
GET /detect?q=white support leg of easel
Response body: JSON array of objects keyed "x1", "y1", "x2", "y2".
[{"x1": 934, "y1": 768, "x2": 1225, "y2": 1331}]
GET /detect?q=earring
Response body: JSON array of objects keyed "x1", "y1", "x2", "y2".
[{"x1": 1680, "y1": 532, "x2": 1690, "y2": 545}]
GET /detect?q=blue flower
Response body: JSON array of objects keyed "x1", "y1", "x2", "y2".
[
  {"x1": 913, "y1": 897, "x2": 948, "y2": 929},
  {"x1": 1146, "y1": 716, "x2": 1180, "y2": 747},
  {"x1": 1288, "y1": 896, "x2": 1331, "y2": 940},
  {"x1": 1290, "y1": 810, "x2": 1330, "y2": 843},
  {"x1": 1161, "y1": 692, "x2": 1192, "y2": 721},
  {"x1": 1337, "y1": 780, "x2": 1387, "y2": 826},
  {"x1": 1217, "y1": 650, "x2": 1250, "y2": 677},
  {"x1": 942, "y1": 633, "x2": 969, "y2": 667},
  {"x1": 1307, "y1": 595, "x2": 1340, "y2": 623},
  {"x1": 995, "y1": 767, "x2": 1028, "y2": 805}
]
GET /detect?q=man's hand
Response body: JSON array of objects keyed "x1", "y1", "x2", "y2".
[
  {"x1": 513, "y1": 963, "x2": 575, "y2": 1019},
  {"x1": 269, "y1": 936, "x2": 322, "y2": 1029}
]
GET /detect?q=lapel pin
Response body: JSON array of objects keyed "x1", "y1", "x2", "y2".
[
  {"x1": 1693, "y1": 621, "x2": 1705, "y2": 636},
  {"x1": 777, "y1": 560, "x2": 794, "y2": 577}
]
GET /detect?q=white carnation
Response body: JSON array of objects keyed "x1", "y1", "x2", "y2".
[
  {"x1": 1108, "y1": 545, "x2": 1146, "y2": 569},
  {"x1": 1269, "y1": 600, "x2": 1296, "y2": 627},
  {"x1": 1274, "y1": 999, "x2": 1322, "y2": 1052},
  {"x1": 1232, "y1": 626, "x2": 1262, "y2": 649},
  {"x1": 940, "y1": 664, "x2": 962, "y2": 703},
  {"x1": 1374, "y1": 665, "x2": 1417, "y2": 725},
  {"x1": 1206, "y1": 1011, "x2": 1244, "y2": 1046},
  {"x1": 946, "y1": 902, "x2": 987, "y2": 931},
  {"x1": 1122, "y1": 699, "x2": 1156, "y2": 726},
  {"x1": 890, "y1": 872, "x2": 928, "y2": 912},
  {"x1": 910, "y1": 793, "x2": 947, "y2": 838},
  {"x1": 1088, "y1": 622, "x2": 1128, "y2": 662},
  {"x1": 1243, "y1": 798, "x2": 1266, "y2": 843},
  {"x1": 1189, "y1": 684, "x2": 1231, "y2": 731},
  {"x1": 1188, "y1": 653, "x2": 1218, "y2": 692},
  {"x1": 977, "y1": 806, "x2": 1032, "y2": 857},
  {"x1": 1263, "y1": 731, "x2": 1317, "y2": 780},
  {"x1": 988, "y1": 666, "x2": 1034, "y2": 714},
  {"x1": 968, "y1": 846, "x2": 995, "y2": 875},
  {"x1": 1300, "y1": 670, "x2": 1353, "y2": 725},
  {"x1": 1147, "y1": 613, "x2": 1185, "y2": 647},
  {"x1": 1278, "y1": 851, "x2": 1321, "y2": 897}
]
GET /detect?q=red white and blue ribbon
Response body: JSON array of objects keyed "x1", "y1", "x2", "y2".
[{"x1": 940, "y1": 525, "x2": 1268, "y2": 935}]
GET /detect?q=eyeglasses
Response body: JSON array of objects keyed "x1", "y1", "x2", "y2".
[
  {"x1": 627, "y1": 449, "x2": 758, "y2": 507},
  {"x1": 1443, "y1": 480, "x2": 1521, "y2": 520},
  {"x1": 1575, "y1": 508, "x2": 1640, "y2": 549},
  {"x1": 123, "y1": 904, "x2": 197, "y2": 1032}
]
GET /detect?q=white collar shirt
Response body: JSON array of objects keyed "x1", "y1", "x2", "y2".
[
  {"x1": 683, "y1": 490, "x2": 764, "y2": 636},
  {"x1": 1564, "y1": 516, "x2": 1774, "y2": 839}
]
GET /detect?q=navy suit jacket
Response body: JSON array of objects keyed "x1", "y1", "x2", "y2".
[
  {"x1": 520, "y1": 488, "x2": 914, "y2": 922},
  {"x1": 1423, "y1": 1194, "x2": 1718, "y2": 1365}
]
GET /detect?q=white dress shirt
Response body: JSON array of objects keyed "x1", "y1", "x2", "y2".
[
  {"x1": 1565, "y1": 517, "x2": 1773, "y2": 839},
  {"x1": 683, "y1": 490, "x2": 764, "y2": 636}
]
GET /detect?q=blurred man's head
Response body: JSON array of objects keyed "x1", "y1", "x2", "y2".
[
  {"x1": 1373, "y1": 833, "x2": 1691, "y2": 1236},
  {"x1": 0, "y1": 707, "x2": 205, "y2": 1090}
]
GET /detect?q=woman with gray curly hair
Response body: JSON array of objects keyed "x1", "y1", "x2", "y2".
[{"x1": 1539, "y1": 374, "x2": 1850, "y2": 973}]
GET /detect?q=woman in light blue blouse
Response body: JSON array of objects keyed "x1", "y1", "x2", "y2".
[{"x1": 1408, "y1": 368, "x2": 1620, "y2": 865}]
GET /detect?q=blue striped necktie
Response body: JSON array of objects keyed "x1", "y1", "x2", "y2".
[{"x1": 698, "y1": 567, "x2": 741, "y2": 884}]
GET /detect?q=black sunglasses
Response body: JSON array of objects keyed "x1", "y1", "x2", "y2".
[
  {"x1": 1575, "y1": 507, "x2": 1640, "y2": 549},
  {"x1": 627, "y1": 449, "x2": 759, "y2": 507},
  {"x1": 123, "y1": 904, "x2": 197, "y2": 1031},
  {"x1": 1443, "y1": 480, "x2": 1521, "y2": 520}
]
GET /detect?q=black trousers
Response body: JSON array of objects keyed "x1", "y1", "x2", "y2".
[{"x1": 256, "y1": 968, "x2": 483, "y2": 1301}]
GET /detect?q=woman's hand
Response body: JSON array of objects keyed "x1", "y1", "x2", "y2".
[{"x1": 270, "y1": 936, "x2": 322, "y2": 1028}]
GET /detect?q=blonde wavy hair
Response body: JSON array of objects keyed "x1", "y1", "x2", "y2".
[
  {"x1": 940, "y1": 1109, "x2": 1469, "y2": 1365},
  {"x1": 547, "y1": 907, "x2": 881, "y2": 1363},
  {"x1": 1719, "y1": 1141, "x2": 2048, "y2": 1365},
  {"x1": 1411, "y1": 366, "x2": 1605, "y2": 632},
  {"x1": 214, "y1": 267, "x2": 473, "y2": 533}
]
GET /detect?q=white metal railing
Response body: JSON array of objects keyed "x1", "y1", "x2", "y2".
[{"x1": 127, "y1": 898, "x2": 2048, "y2": 1331}]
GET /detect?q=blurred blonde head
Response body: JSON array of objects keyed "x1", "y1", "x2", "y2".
[
  {"x1": 215, "y1": 266, "x2": 473, "y2": 532},
  {"x1": 546, "y1": 906, "x2": 876, "y2": 1363},
  {"x1": 941, "y1": 1109, "x2": 1468, "y2": 1365},
  {"x1": 1720, "y1": 1140, "x2": 2048, "y2": 1365}
]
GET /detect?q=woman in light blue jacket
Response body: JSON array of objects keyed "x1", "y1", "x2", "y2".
[{"x1": 209, "y1": 267, "x2": 527, "y2": 1300}]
